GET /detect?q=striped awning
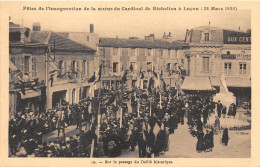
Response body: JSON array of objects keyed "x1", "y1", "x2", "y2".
[{"x1": 181, "y1": 76, "x2": 214, "y2": 91}]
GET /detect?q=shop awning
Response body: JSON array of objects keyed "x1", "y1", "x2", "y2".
[
  {"x1": 9, "y1": 60, "x2": 18, "y2": 71},
  {"x1": 181, "y1": 76, "x2": 214, "y2": 91},
  {"x1": 20, "y1": 89, "x2": 41, "y2": 99},
  {"x1": 210, "y1": 77, "x2": 251, "y2": 88},
  {"x1": 226, "y1": 77, "x2": 251, "y2": 88}
]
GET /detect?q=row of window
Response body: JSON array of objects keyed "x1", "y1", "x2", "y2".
[
  {"x1": 224, "y1": 62, "x2": 247, "y2": 74},
  {"x1": 226, "y1": 51, "x2": 246, "y2": 55},
  {"x1": 10, "y1": 56, "x2": 37, "y2": 77},
  {"x1": 113, "y1": 48, "x2": 172, "y2": 57},
  {"x1": 202, "y1": 57, "x2": 248, "y2": 74},
  {"x1": 111, "y1": 61, "x2": 183, "y2": 73},
  {"x1": 10, "y1": 56, "x2": 91, "y2": 78},
  {"x1": 58, "y1": 60, "x2": 90, "y2": 77}
]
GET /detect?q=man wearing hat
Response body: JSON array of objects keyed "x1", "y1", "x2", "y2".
[{"x1": 217, "y1": 100, "x2": 222, "y2": 118}]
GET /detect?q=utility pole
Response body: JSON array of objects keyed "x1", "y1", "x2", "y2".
[{"x1": 45, "y1": 47, "x2": 50, "y2": 111}]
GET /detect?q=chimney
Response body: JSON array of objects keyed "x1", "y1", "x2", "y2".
[
  {"x1": 163, "y1": 32, "x2": 166, "y2": 38},
  {"x1": 32, "y1": 22, "x2": 41, "y2": 31},
  {"x1": 90, "y1": 24, "x2": 94, "y2": 33},
  {"x1": 169, "y1": 32, "x2": 171, "y2": 37}
]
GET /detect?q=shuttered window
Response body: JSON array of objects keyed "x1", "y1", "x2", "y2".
[
  {"x1": 224, "y1": 63, "x2": 232, "y2": 74},
  {"x1": 32, "y1": 57, "x2": 37, "y2": 77},
  {"x1": 24, "y1": 56, "x2": 30, "y2": 73},
  {"x1": 239, "y1": 63, "x2": 247, "y2": 75},
  {"x1": 86, "y1": 61, "x2": 89, "y2": 77},
  {"x1": 82, "y1": 60, "x2": 86, "y2": 76},
  {"x1": 203, "y1": 57, "x2": 209, "y2": 72}
]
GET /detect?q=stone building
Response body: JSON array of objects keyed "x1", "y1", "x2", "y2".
[
  {"x1": 9, "y1": 22, "x2": 96, "y2": 115},
  {"x1": 98, "y1": 36, "x2": 188, "y2": 89},
  {"x1": 183, "y1": 26, "x2": 251, "y2": 105}
]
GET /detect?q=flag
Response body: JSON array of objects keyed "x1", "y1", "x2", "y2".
[
  {"x1": 95, "y1": 64, "x2": 102, "y2": 83},
  {"x1": 18, "y1": 81, "x2": 26, "y2": 95},
  {"x1": 129, "y1": 64, "x2": 133, "y2": 72},
  {"x1": 153, "y1": 71, "x2": 158, "y2": 79},
  {"x1": 121, "y1": 70, "x2": 128, "y2": 83},
  {"x1": 88, "y1": 72, "x2": 96, "y2": 83},
  {"x1": 136, "y1": 69, "x2": 144, "y2": 89},
  {"x1": 49, "y1": 69, "x2": 58, "y2": 75},
  {"x1": 148, "y1": 77, "x2": 154, "y2": 93},
  {"x1": 153, "y1": 123, "x2": 160, "y2": 137},
  {"x1": 88, "y1": 64, "x2": 102, "y2": 83}
]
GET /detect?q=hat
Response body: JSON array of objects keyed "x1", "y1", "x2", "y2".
[
  {"x1": 16, "y1": 147, "x2": 26, "y2": 156},
  {"x1": 37, "y1": 145, "x2": 43, "y2": 148},
  {"x1": 65, "y1": 137, "x2": 70, "y2": 142}
]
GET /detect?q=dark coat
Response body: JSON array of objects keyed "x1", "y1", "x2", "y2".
[{"x1": 222, "y1": 128, "x2": 229, "y2": 145}]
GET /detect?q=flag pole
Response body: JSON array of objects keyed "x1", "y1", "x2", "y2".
[
  {"x1": 120, "y1": 107, "x2": 123, "y2": 128},
  {"x1": 150, "y1": 97, "x2": 152, "y2": 116},
  {"x1": 90, "y1": 138, "x2": 95, "y2": 158},
  {"x1": 160, "y1": 93, "x2": 162, "y2": 109}
]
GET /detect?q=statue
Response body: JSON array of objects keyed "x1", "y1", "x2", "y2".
[{"x1": 213, "y1": 72, "x2": 236, "y2": 108}]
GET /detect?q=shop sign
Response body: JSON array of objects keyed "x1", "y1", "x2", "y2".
[
  {"x1": 223, "y1": 30, "x2": 251, "y2": 44},
  {"x1": 222, "y1": 54, "x2": 251, "y2": 60}
]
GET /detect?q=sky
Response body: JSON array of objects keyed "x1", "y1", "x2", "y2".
[{"x1": 8, "y1": 1, "x2": 251, "y2": 41}]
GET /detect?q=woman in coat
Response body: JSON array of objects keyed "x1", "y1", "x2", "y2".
[
  {"x1": 209, "y1": 128, "x2": 214, "y2": 151},
  {"x1": 222, "y1": 128, "x2": 229, "y2": 146},
  {"x1": 227, "y1": 104, "x2": 233, "y2": 118},
  {"x1": 196, "y1": 131, "x2": 204, "y2": 153},
  {"x1": 222, "y1": 106, "x2": 227, "y2": 118}
]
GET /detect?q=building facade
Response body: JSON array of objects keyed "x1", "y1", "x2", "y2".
[
  {"x1": 184, "y1": 26, "x2": 251, "y2": 105},
  {"x1": 9, "y1": 22, "x2": 96, "y2": 115},
  {"x1": 98, "y1": 36, "x2": 188, "y2": 89}
]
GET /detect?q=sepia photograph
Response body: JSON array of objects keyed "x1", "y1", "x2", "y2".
[{"x1": 3, "y1": 1, "x2": 255, "y2": 162}]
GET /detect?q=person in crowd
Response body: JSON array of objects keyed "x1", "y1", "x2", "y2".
[
  {"x1": 217, "y1": 100, "x2": 222, "y2": 118},
  {"x1": 10, "y1": 85, "x2": 229, "y2": 157},
  {"x1": 222, "y1": 106, "x2": 227, "y2": 118},
  {"x1": 227, "y1": 104, "x2": 233, "y2": 118},
  {"x1": 214, "y1": 116, "x2": 220, "y2": 135},
  {"x1": 209, "y1": 128, "x2": 214, "y2": 152},
  {"x1": 196, "y1": 130, "x2": 204, "y2": 153},
  {"x1": 222, "y1": 128, "x2": 230, "y2": 146},
  {"x1": 232, "y1": 103, "x2": 237, "y2": 119}
]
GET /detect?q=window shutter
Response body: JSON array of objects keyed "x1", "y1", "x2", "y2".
[
  {"x1": 16, "y1": 57, "x2": 20, "y2": 69},
  {"x1": 32, "y1": 57, "x2": 36, "y2": 77},
  {"x1": 82, "y1": 61, "x2": 85, "y2": 76},
  {"x1": 87, "y1": 61, "x2": 89, "y2": 77},
  {"x1": 110, "y1": 62, "x2": 113, "y2": 73},
  {"x1": 120, "y1": 62, "x2": 123, "y2": 72},
  {"x1": 64, "y1": 61, "x2": 67, "y2": 74},
  {"x1": 76, "y1": 61, "x2": 79, "y2": 77},
  {"x1": 20, "y1": 56, "x2": 24, "y2": 74}
]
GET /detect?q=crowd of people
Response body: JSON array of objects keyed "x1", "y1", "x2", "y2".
[{"x1": 9, "y1": 84, "x2": 235, "y2": 157}]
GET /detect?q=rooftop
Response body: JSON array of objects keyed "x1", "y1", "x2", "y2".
[
  {"x1": 30, "y1": 31, "x2": 96, "y2": 51},
  {"x1": 98, "y1": 37, "x2": 184, "y2": 49}
]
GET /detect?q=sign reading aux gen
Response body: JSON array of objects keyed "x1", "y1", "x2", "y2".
[{"x1": 223, "y1": 30, "x2": 251, "y2": 44}]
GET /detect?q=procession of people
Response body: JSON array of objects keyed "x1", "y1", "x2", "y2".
[{"x1": 9, "y1": 62, "x2": 240, "y2": 158}]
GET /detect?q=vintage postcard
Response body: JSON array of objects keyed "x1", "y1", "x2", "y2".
[{"x1": 0, "y1": 1, "x2": 260, "y2": 167}]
